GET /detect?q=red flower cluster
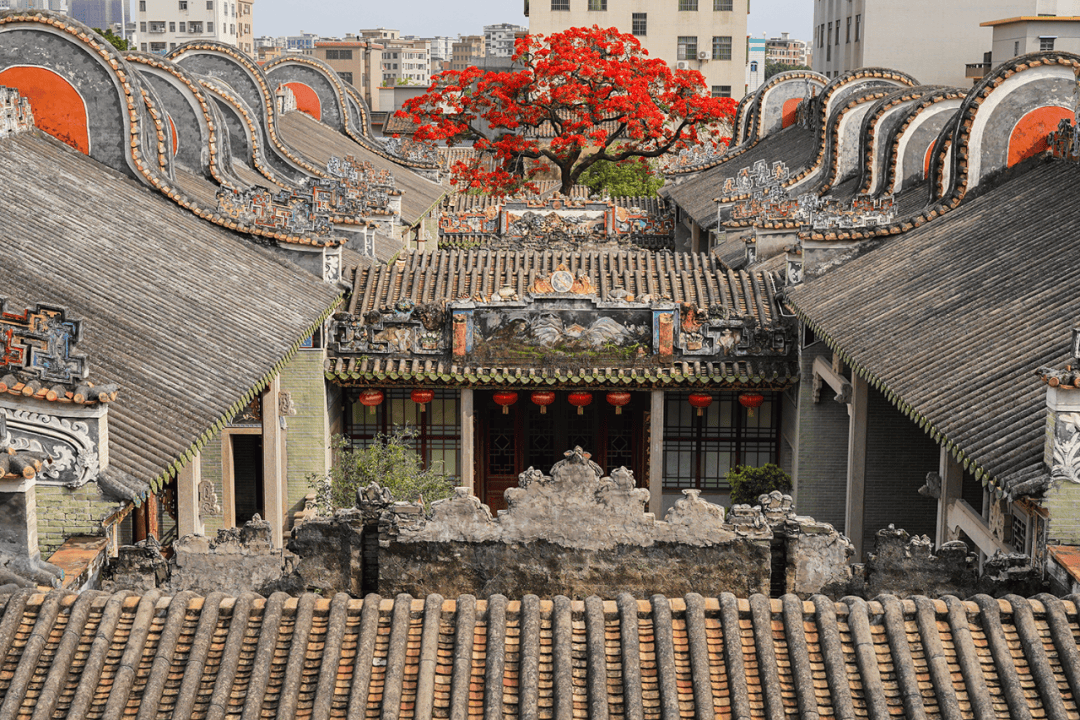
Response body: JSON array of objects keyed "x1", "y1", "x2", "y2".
[{"x1": 398, "y1": 25, "x2": 737, "y2": 196}]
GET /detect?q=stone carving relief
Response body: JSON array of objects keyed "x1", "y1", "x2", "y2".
[
  {"x1": 381, "y1": 446, "x2": 771, "y2": 550},
  {"x1": 1052, "y1": 413, "x2": 1080, "y2": 485},
  {"x1": 278, "y1": 390, "x2": 298, "y2": 417},
  {"x1": 0, "y1": 407, "x2": 99, "y2": 487},
  {"x1": 332, "y1": 299, "x2": 445, "y2": 356},
  {"x1": 198, "y1": 479, "x2": 221, "y2": 516},
  {"x1": 0, "y1": 302, "x2": 88, "y2": 386},
  {"x1": 384, "y1": 136, "x2": 439, "y2": 165},
  {"x1": 0, "y1": 87, "x2": 34, "y2": 140}
]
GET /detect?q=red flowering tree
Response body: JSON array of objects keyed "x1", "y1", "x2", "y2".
[{"x1": 398, "y1": 26, "x2": 737, "y2": 196}]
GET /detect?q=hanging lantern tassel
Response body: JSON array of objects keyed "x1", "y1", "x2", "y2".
[
  {"x1": 411, "y1": 389, "x2": 435, "y2": 413},
  {"x1": 606, "y1": 391, "x2": 631, "y2": 415},
  {"x1": 688, "y1": 392, "x2": 713, "y2": 417},
  {"x1": 531, "y1": 390, "x2": 555, "y2": 414},
  {"x1": 494, "y1": 391, "x2": 519, "y2": 415},
  {"x1": 359, "y1": 389, "x2": 385, "y2": 415},
  {"x1": 568, "y1": 391, "x2": 593, "y2": 416},
  {"x1": 739, "y1": 392, "x2": 765, "y2": 418}
]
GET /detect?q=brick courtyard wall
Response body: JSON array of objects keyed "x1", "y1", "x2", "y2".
[
  {"x1": 280, "y1": 349, "x2": 331, "y2": 524},
  {"x1": 36, "y1": 483, "x2": 124, "y2": 557}
]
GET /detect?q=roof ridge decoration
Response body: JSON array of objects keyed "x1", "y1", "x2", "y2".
[
  {"x1": 665, "y1": 71, "x2": 827, "y2": 176},
  {"x1": 262, "y1": 53, "x2": 439, "y2": 173},
  {"x1": 0, "y1": 85, "x2": 32, "y2": 139},
  {"x1": 801, "y1": 51, "x2": 1080, "y2": 244},
  {"x1": 0, "y1": 12, "x2": 346, "y2": 248}
]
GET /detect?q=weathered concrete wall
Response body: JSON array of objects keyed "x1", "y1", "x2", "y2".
[
  {"x1": 168, "y1": 517, "x2": 300, "y2": 596},
  {"x1": 759, "y1": 491, "x2": 854, "y2": 598},
  {"x1": 288, "y1": 509, "x2": 366, "y2": 596},
  {"x1": 377, "y1": 448, "x2": 774, "y2": 599}
]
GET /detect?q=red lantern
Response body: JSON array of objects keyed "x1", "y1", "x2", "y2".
[
  {"x1": 531, "y1": 390, "x2": 555, "y2": 414},
  {"x1": 568, "y1": 391, "x2": 593, "y2": 415},
  {"x1": 739, "y1": 392, "x2": 765, "y2": 418},
  {"x1": 606, "y1": 391, "x2": 631, "y2": 415},
  {"x1": 688, "y1": 392, "x2": 713, "y2": 417},
  {"x1": 411, "y1": 389, "x2": 435, "y2": 412},
  {"x1": 494, "y1": 391, "x2": 518, "y2": 415},
  {"x1": 358, "y1": 389, "x2": 384, "y2": 415}
]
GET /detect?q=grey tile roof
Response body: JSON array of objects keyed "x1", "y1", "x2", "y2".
[
  {"x1": 663, "y1": 126, "x2": 817, "y2": 229},
  {"x1": 1, "y1": 589, "x2": 1079, "y2": 719},
  {"x1": 276, "y1": 111, "x2": 446, "y2": 227},
  {"x1": 0, "y1": 131, "x2": 341, "y2": 489},
  {"x1": 786, "y1": 158, "x2": 1080, "y2": 496}
]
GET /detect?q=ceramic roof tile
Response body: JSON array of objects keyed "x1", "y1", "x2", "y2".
[{"x1": 3, "y1": 591, "x2": 1074, "y2": 720}]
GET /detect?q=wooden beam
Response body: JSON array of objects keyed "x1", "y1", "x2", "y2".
[
  {"x1": 812, "y1": 355, "x2": 852, "y2": 404},
  {"x1": 845, "y1": 374, "x2": 868, "y2": 560},
  {"x1": 947, "y1": 498, "x2": 1012, "y2": 557},
  {"x1": 935, "y1": 447, "x2": 963, "y2": 548}
]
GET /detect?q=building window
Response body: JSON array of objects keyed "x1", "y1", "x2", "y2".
[
  {"x1": 588, "y1": 0, "x2": 606, "y2": 9},
  {"x1": 632, "y1": 13, "x2": 647, "y2": 36},
  {"x1": 1011, "y1": 512, "x2": 1030, "y2": 554},
  {"x1": 326, "y1": 48, "x2": 353, "y2": 60},
  {"x1": 826, "y1": 23, "x2": 832, "y2": 61},
  {"x1": 140, "y1": 21, "x2": 146, "y2": 31},
  {"x1": 835, "y1": 18, "x2": 840, "y2": 45},
  {"x1": 189, "y1": 21, "x2": 202, "y2": 32},
  {"x1": 855, "y1": 14, "x2": 861, "y2": 41},
  {"x1": 678, "y1": 36, "x2": 698, "y2": 60},
  {"x1": 230, "y1": 23, "x2": 234, "y2": 34},
  {"x1": 1041, "y1": 36, "x2": 1056, "y2": 51},
  {"x1": 711, "y1": 85, "x2": 732, "y2": 97},
  {"x1": 551, "y1": 0, "x2": 569, "y2": 9},
  {"x1": 179, "y1": 21, "x2": 185, "y2": 31},
  {"x1": 846, "y1": 16, "x2": 851, "y2": 43},
  {"x1": 662, "y1": 392, "x2": 780, "y2": 491},
  {"x1": 150, "y1": 41, "x2": 166, "y2": 52},
  {"x1": 169, "y1": 21, "x2": 175, "y2": 31},
  {"x1": 206, "y1": 0, "x2": 212, "y2": 7},
  {"x1": 206, "y1": 21, "x2": 212, "y2": 32},
  {"x1": 140, "y1": 42, "x2": 147, "y2": 50},
  {"x1": 712, "y1": 35, "x2": 732, "y2": 60},
  {"x1": 139, "y1": 0, "x2": 145, "y2": 8},
  {"x1": 345, "y1": 389, "x2": 462, "y2": 481},
  {"x1": 339, "y1": 71, "x2": 353, "y2": 83},
  {"x1": 679, "y1": 0, "x2": 698, "y2": 9},
  {"x1": 178, "y1": 0, "x2": 186, "y2": 8},
  {"x1": 714, "y1": 0, "x2": 732, "y2": 9},
  {"x1": 750, "y1": 60, "x2": 757, "y2": 72}
]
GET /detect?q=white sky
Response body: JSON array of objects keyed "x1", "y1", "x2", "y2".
[{"x1": 245, "y1": 0, "x2": 813, "y2": 45}]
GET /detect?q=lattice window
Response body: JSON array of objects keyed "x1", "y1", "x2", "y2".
[
  {"x1": 679, "y1": 0, "x2": 698, "y2": 10},
  {"x1": 712, "y1": 36, "x2": 732, "y2": 61},
  {"x1": 662, "y1": 391, "x2": 779, "y2": 490},
  {"x1": 713, "y1": 0, "x2": 732, "y2": 9},
  {"x1": 345, "y1": 388, "x2": 461, "y2": 480},
  {"x1": 632, "y1": 13, "x2": 647, "y2": 36},
  {"x1": 678, "y1": 36, "x2": 698, "y2": 60}
]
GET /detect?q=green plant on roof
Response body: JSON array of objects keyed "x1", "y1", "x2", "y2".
[
  {"x1": 726, "y1": 463, "x2": 792, "y2": 507},
  {"x1": 307, "y1": 427, "x2": 455, "y2": 514}
]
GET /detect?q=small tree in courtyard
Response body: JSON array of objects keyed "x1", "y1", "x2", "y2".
[
  {"x1": 726, "y1": 463, "x2": 793, "y2": 506},
  {"x1": 399, "y1": 25, "x2": 737, "y2": 196},
  {"x1": 308, "y1": 428, "x2": 455, "y2": 514}
]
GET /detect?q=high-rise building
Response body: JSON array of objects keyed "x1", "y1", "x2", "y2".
[
  {"x1": 136, "y1": 0, "x2": 246, "y2": 54},
  {"x1": 236, "y1": 0, "x2": 253, "y2": 55},
  {"x1": 69, "y1": 0, "x2": 124, "y2": 30},
  {"x1": 483, "y1": 23, "x2": 526, "y2": 57},
  {"x1": 765, "y1": 32, "x2": 811, "y2": 67},
  {"x1": 527, "y1": 0, "x2": 748, "y2": 99},
  {"x1": 0, "y1": 0, "x2": 68, "y2": 11}
]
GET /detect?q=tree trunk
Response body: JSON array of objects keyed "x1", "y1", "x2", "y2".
[{"x1": 559, "y1": 163, "x2": 575, "y2": 196}]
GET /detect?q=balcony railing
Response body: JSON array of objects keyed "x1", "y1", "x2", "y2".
[{"x1": 966, "y1": 62, "x2": 992, "y2": 79}]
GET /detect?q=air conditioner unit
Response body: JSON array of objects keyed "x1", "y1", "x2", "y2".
[
  {"x1": 698, "y1": 51, "x2": 711, "y2": 61},
  {"x1": 676, "y1": 60, "x2": 690, "y2": 69}
]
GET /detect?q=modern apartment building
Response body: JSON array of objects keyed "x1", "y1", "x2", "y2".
[
  {"x1": 236, "y1": 0, "x2": 252, "y2": 54},
  {"x1": 136, "y1": 0, "x2": 244, "y2": 54},
  {"x1": 527, "y1": 0, "x2": 749, "y2": 98},
  {"x1": 314, "y1": 38, "x2": 380, "y2": 101},
  {"x1": 766, "y1": 31, "x2": 810, "y2": 67},
  {"x1": 423, "y1": 35, "x2": 455, "y2": 62},
  {"x1": 811, "y1": 0, "x2": 1027, "y2": 85},
  {"x1": 483, "y1": 23, "x2": 526, "y2": 57},
  {"x1": 0, "y1": 0, "x2": 68, "y2": 12},
  {"x1": 745, "y1": 35, "x2": 766, "y2": 93},
  {"x1": 450, "y1": 34, "x2": 484, "y2": 70}
]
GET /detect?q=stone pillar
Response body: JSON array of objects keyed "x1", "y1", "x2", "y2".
[
  {"x1": 935, "y1": 447, "x2": 963, "y2": 548},
  {"x1": 845, "y1": 373, "x2": 868, "y2": 560},
  {"x1": 649, "y1": 390, "x2": 664, "y2": 516},
  {"x1": 0, "y1": 473, "x2": 38, "y2": 561},
  {"x1": 690, "y1": 223, "x2": 702, "y2": 254},
  {"x1": 177, "y1": 452, "x2": 204, "y2": 538},
  {"x1": 460, "y1": 389, "x2": 475, "y2": 495},
  {"x1": 262, "y1": 374, "x2": 284, "y2": 547}
]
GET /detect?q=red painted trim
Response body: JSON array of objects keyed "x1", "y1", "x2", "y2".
[
  {"x1": 781, "y1": 97, "x2": 801, "y2": 129},
  {"x1": 0, "y1": 66, "x2": 90, "y2": 154},
  {"x1": 285, "y1": 81, "x2": 321, "y2": 121}
]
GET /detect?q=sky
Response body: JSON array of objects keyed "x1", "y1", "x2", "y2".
[{"x1": 249, "y1": 0, "x2": 814, "y2": 44}]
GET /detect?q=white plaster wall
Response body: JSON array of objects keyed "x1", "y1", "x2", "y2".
[
  {"x1": 529, "y1": 0, "x2": 749, "y2": 97},
  {"x1": 138, "y1": 0, "x2": 238, "y2": 54}
]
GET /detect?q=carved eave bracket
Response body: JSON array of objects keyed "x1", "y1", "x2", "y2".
[{"x1": 812, "y1": 353, "x2": 852, "y2": 406}]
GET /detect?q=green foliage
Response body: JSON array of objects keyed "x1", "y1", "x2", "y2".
[
  {"x1": 579, "y1": 157, "x2": 664, "y2": 197},
  {"x1": 726, "y1": 463, "x2": 793, "y2": 506},
  {"x1": 764, "y1": 62, "x2": 812, "y2": 80},
  {"x1": 307, "y1": 428, "x2": 455, "y2": 514},
  {"x1": 93, "y1": 28, "x2": 129, "y2": 51}
]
